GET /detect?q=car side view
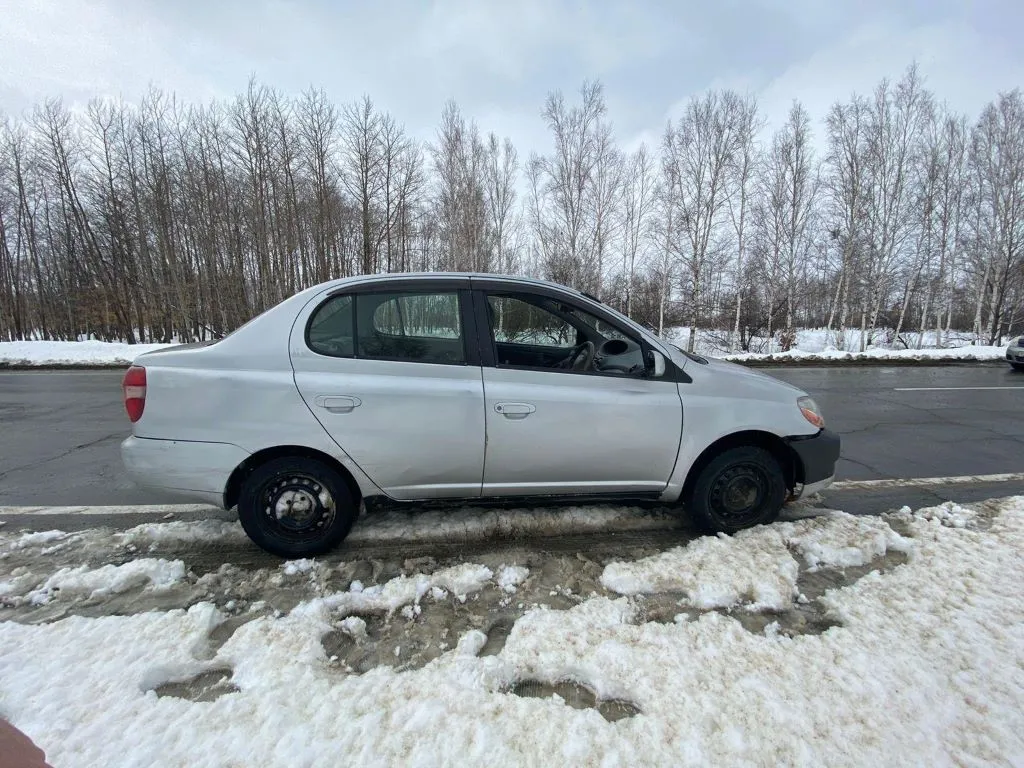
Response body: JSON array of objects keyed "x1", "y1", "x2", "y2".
[{"x1": 120, "y1": 273, "x2": 840, "y2": 558}]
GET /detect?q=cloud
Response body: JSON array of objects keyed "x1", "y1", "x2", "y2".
[{"x1": 0, "y1": 0, "x2": 1021, "y2": 164}]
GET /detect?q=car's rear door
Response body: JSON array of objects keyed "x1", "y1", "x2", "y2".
[
  {"x1": 473, "y1": 282, "x2": 684, "y2": 497},
  {"x1": 290, "y1": 279, "x2": 485, "y2": 500}
]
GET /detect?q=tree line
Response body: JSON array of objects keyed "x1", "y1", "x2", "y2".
[{"x1": 1, "y1": 64, "x2": 1022, "y2": 350}]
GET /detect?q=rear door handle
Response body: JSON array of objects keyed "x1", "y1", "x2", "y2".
[
  {"x1": 494, "y1": 402, "x2": 535, "y2": 419},
  {"x1": 314, "y1": 395, "x2": 362, "y2": 413}
]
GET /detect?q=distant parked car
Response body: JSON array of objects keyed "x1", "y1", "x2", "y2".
[
  {"x1": 1008, "y1": 336, "x2": 1024, "y2": 371},
  {"x1": 120, "y1": 273, "x2": 840, "y2": 558}
]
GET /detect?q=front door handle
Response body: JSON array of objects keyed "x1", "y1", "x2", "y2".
[
  {"x1": 494, "y1": 402, "x2": 535, "y2": 419},
  {"x1": 314, "y1": 395, "x2": 362, "y2": 413}
]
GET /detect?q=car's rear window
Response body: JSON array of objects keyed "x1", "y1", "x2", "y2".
[{"x1": 307, "y1": 292, "x2": 465, "y2": 365}]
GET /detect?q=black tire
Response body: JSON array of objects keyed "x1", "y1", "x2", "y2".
[
  {"x1": 686, "y1": 446, "x2": 787, "y2": 534},
  {"x1": 1011, "y1": 363, "x2": 1024, "y2": 372},
  {"x1": 238, "y1": 456, "x2": 357, "y2": 558}
]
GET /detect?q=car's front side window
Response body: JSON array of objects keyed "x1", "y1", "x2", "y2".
[
  {"x1": 488, "y1": 295, "x2": 576, "y2": 348},
  {"x1": 485, "y1": 292, "x2": 646, "y2": 376}
]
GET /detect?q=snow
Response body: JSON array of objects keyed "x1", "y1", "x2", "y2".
[
  {"x1": 2, "y1": 498, "x2": 1023, "y2": 766},
  {"x1": 0, "y1": 340, "x2": 172, "y2": 366},
  {"x1": 601, "y1": 512, "x2": 914, "y2": 609},
  {"x1": 23, "y1": 558, "x2": 186, "y2": 605},
  {"x1": 8, "y1": 530, "x2": 70, "y2": 550},
  {"x1": 720, "y1": 344, "x2": 1009, "y2": 364},
  {"x1": 346, "y1": 504, "x2": 678, "y2": 544},
  {"x1": 315, "y1": 562, "x2": 495, "y2": 617},
  {"x1": 281, "y1": 558, "x2": 317, "y2": 576},
  {"x1": 497, "y1": 565, "x2": 530, "y2": 593},
  {"x1": 1, "y1": 331, "x2": 1011, "y2": 368},
  {"x1": 668, "y1": 326, "x2": 1011, "y2": 363}
]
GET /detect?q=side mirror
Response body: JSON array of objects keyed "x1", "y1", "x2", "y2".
[{"x1": 647, "y1": 349, "x2": 666, "y2": 378}]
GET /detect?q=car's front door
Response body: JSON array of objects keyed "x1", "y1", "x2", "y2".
[
  {"x1": 290, "y1": 284, "x2": 485, "y2": 500},
  {"x1": 474, "y1": 287, "x2": 684, "y2": 497}
]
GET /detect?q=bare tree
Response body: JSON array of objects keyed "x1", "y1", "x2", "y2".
[
  {"x1": 484, "y1": 133, "x2": 523, "y2": 274},
  {"x1": 530, "y1": 81, "x2": 614, "y2": 294},
  {"x1": 620, "y1": 143, "x2": 656, "y2": 316},
  {"x1": 661, "y1": 90, "x2": 746, "y2": 352},
  {"x1": 971, "y1": 90, "x2": 1024, "y2": 344},
  {"x1": 340, "y1": 95, "x2": 385, "y2": 274},
  {"x1": 725, "y1": 94, "x2": 760, "y2": 351}
]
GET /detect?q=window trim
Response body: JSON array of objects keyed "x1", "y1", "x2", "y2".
[{"x1": 304, "y1": 287, "x2": 478, "y2": 367}]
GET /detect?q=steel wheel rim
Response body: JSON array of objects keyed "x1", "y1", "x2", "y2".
[
  {"x1": 260, "y1": 473, "x2": 336, "y2": 537},
  {"x1": 708, "y1": 464, "x2": 769, "y2": 523}
]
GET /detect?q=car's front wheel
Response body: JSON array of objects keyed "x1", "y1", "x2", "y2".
[
  {"x1": 238, "y1": 456, "x2": 357, "y2": 558},
  {"x1": 687, "y1": 446, "x2": 788, "y2": 534}
]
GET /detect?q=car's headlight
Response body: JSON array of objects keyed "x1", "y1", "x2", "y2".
[{"x1": 798, "y1": 396, "x2": 825, "y2": 429}]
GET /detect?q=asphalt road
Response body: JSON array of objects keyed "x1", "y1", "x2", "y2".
[{"x1": 1, "y1": 365, "x2": 1022, "y2": 518}]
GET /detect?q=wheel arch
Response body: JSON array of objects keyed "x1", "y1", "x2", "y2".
[
  {"x1": 681, "y1": 430, "x2": 801, "y2": 502},
  {"x1": 224, "y1": 445, "x2": 364, "y2": 511}
]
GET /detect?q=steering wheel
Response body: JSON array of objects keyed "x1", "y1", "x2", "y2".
[{"x1": 566, "y1": 341, "x2": 596, "y2": 372}]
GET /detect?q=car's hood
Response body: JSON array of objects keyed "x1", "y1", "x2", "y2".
[{"x1": 665, "y1": 344, "x2": 806, "y2": 399}]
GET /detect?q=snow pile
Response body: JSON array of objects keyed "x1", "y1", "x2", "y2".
[
  {"x1": 0, "y1": 340, "x2": 172, "y2": 366},
  {"x1": 497, "y1": 565, "x2": 530, "y2": 593},
  {"x1": 2, "y1": 499, "x2": 1023, "y2": 766},
  {"x1": 600, "y1": 529, "x2": 799, "y2": 610},
  {"x1": 600, "y1": 512, "x2": 913, "y2": 609},
  {"x1": 115, "y1": 520, "x2": 249, "y2": 550},
  {"x1": 895, "y1": 500, "x2": 980, "y2": 529},
  {"x1": 318, "y1": 562, "x2": 494, "y2": 616},
  {"x1": 785, "y1": 512, "x2": 914, "y2": 570},
  {"x1": 6, "y1": 530, "x2": 70, "y2": 550},
  {"x1": 24, "y1": 558, "x2": 185, "y2": 605},
  {"x1": 666, "y1": 326, "x2": 1008, "y2": 362},
  {"x1": 349, "y1": 503, "x2": 678, "y2": 543},
  {"x1": 720, "y1": 344, "x2": 1008, "y2": 364},
  {"x1": 281, "y1": 559, "x2": 317, "y2": 576}
]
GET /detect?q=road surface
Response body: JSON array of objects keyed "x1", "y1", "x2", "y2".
[{"x1": 1, "y1": 366, "x2": 1022, "y2": 530}]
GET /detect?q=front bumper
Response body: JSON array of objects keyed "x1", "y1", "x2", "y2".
[
  {"x1": 1007, "y1": 346, "x2": 1024, "y2": 363},
  {"x1": 785, "y1": 428, "x2": 841, "y2": 499},
  {"x1": 121, "y1": 436, "x2": 249, "y2": 507}
]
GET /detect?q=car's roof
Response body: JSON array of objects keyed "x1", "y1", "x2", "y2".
[{"x1": 313, "y1": 271, "x2": 587, "y2": 295}]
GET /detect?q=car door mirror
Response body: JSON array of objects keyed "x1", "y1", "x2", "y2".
[{"x1": 646, "y1": 349, "x2": 666, "y2": 378}]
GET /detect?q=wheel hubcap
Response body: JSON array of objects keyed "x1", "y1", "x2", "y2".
[
  {"x1": 709, "y1": 465, "x2": 768, "y2": 522},
  {"x1": 262, "y1": 474, "x2": 335, "y2": 534}
]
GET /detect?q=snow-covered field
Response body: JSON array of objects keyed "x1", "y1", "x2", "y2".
[
  {"x1": 666, "y1": 327, "x2": 1012, "y2": 363},
  {"x1": 2, "y1": 497, "x2": 1023, "y2": 766},
  {"x1": 0, "y1": 330, "x2": 1013, "y2": 367},
  {"x1": 0, "y1": 340, "x2": 171, "y2": 367}
]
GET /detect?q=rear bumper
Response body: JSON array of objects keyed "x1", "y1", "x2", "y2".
[
  {"x1": 785, "y1": 428, "x2": 841, "y2": 499},
  {"x1": 121, "y1": 436, "x2": 249, "y2": 508}
]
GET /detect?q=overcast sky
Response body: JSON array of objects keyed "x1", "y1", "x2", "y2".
[{"x1": 2, "y1": 0, "x2": 1023, "y2": 156}]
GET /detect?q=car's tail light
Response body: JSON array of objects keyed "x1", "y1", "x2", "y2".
[{"x1": 123, "y1": 365, "x2": 147, "y2": 423}]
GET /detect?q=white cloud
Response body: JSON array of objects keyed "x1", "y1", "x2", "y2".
[{"x1": 0, "y1": 0, "x2": 1021, "y2": 162}]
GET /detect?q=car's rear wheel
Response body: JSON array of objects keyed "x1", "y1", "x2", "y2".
[
  {"x1": 687, "y1": 446, "x2": 787, "y2": 534},
  {"x1": 238, "y1": 456, "x2": 357, "y2": 558}
]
